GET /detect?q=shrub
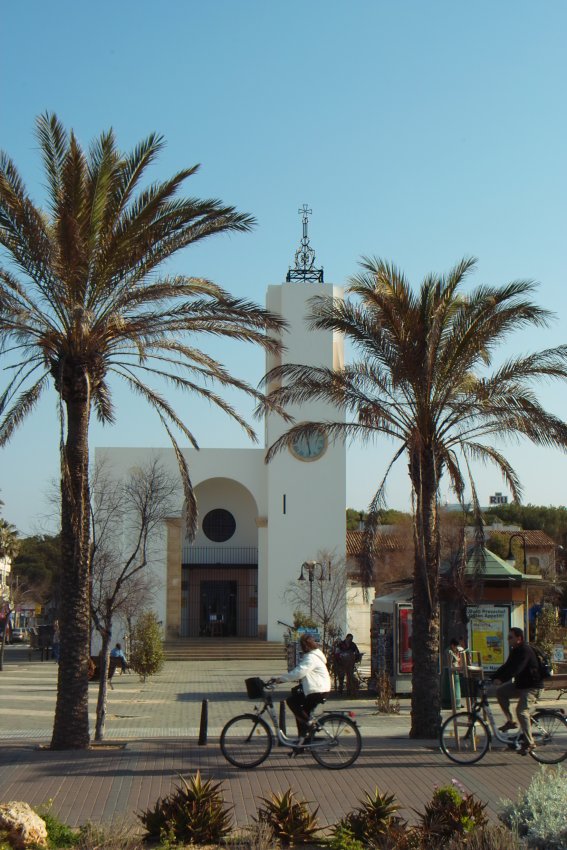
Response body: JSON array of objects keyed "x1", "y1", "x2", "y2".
[
  {"x1": 138, "y1": 770, "x2": 233, "y2": 845},
  {"x1": 445, "y1": 824, "x2": 527, "y2": 849},
  {"x1": 500, "y1": 764, "x2": 567, "y2": 849},
  {"x1": 129, "y1": 611, "x2": 164, "y2": 682},
  {"x1": 34, "y1": 804, "x2": 79, "y2": 848},
  {"x1": 75, "y1": 822, "x2": 145, "y2": 850},
  {"x1": 374, "y1": 671, "x2": 401, "y2": 714},
  {"x1": 255, "y1": 788, "x2": 321, "y2": 846},
  {"x1": 416, "y1": 781, "x2": 488, "y2": 847},
  {"x1": 326, "y1": 824, "x2": 366, "y2": 850},
  {"x1": 331, "y1": 787, "x2": 405, "y2": 847},
  {"x1": 225, "y1": 820, "x2": 275, "y2": 850}
]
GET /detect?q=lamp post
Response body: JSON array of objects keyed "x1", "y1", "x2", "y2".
[
  {"x1": 506, "y1": 533, "x2": 529, "y2": 638},
  {"x1": 298, "y1": 560, "x2": 330, "y2": 620}
]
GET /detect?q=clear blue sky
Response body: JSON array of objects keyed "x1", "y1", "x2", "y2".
[{"x1": 2, "y1": 1, "x2": 567, "y2": 534}]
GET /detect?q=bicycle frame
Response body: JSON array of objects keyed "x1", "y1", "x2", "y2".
[
  {"x1": 251, "y1": 688, "x2": 353, "y2": 751},
  {"x1": 463, "y1": 682, "x2": 549, "y2": 749}
]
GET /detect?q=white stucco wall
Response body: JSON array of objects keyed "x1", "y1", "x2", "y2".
[{"x1": 264, "y1": 282, "x2": 346, "y2": 639}]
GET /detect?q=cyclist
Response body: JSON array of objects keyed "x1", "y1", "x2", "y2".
[
  {"x1": 275, "y1": 633, "x2": 331, "y2": 738},
  {"x1": 490, "y1": 626, "x2": 543, "y2": 755}
]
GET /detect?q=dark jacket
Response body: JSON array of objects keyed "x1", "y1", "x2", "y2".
[{"x1": 490, "y1": 643, "x2": 543, "y2": 689}]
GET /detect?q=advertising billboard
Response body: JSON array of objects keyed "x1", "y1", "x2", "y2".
[{"x1": 466, "y1": 605, "x2": 510, "y2": 672}]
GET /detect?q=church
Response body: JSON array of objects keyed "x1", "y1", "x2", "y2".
[{"x1": 96, "y1": 208, "x2": 350, "y2": 644}]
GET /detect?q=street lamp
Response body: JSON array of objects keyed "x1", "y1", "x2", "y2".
[
  {"x1": 506, "y1": 533, "x2": 529, "y2": 638},
  {"x1": 298, "y1": 560, "x2": 331, "y2": 619}
]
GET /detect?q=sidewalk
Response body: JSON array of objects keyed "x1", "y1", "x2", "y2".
[{"x1": 0, "y1": 645, "x2": 547, "y2": 830}]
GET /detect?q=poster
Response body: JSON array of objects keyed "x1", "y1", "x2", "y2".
[
  {"x1": 398, "y1": 605, "x2": 413, "y2": 673},
  {"x1": 466, "y1": 606, "x2": 509, "y2": 672}
]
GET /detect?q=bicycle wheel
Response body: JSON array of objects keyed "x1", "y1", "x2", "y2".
[
  {"x1": 220, "y1": 713, "x2": 272, "y2": 768},
  {"x1": 440, "y1": 711, "x2": 490, "y2": 764},
  {"x1": 530, "y1": 710, "x2": 567, "y2": 764},
  {"x1": 310, "y1": 713, "x2": 362, "y2": 769}
]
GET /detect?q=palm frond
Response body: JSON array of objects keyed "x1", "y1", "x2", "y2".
[{"x1": 0, "y1": 376, "x2": 49, "y2": 446}]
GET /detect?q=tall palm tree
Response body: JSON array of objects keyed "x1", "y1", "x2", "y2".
[
  {"x1": 0, "y1": 113, "x2": 285, "y2": 749},
  {"x1": 262, "y1": 257, "x2": 567, "y2": 737}
]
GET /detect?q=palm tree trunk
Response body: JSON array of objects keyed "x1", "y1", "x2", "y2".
[
  {"x1": 51, "y1": 396, "x2": 91, "y2": 749},
  {"x1": 409, "y1": 446, "x2": 441, "y2": 738}
]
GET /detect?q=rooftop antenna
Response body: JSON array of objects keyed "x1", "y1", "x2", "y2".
[{"x1": 286, "y1": 204, "x2": 324, "y2": 282}]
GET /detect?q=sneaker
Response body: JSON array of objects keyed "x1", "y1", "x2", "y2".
[
  {"x1": 518, "y1": 741, "x2": 536, "y2": 756},
  {"x1": 499, "y1": 720, "x2": 518, "y2": 732}
]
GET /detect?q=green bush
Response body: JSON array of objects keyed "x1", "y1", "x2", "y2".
[
  {"x1": 138, "y1": 771, "x2": 233, "y2": 846},
  {"x1": 500, "y1": 764, "x2": 567, "y2": 849},
  {"x1": 255, "y1": 788, "x2": 321, "y2": 846},
  {"x1": 129, "y1": 611, "x2": 165, "y2": 682},
  {"x1": 416, "y1": 781, "x2": 488, "y2": 847},
  {"x1": 326, "y1": 824, "x2": 366, "y2": 850}
]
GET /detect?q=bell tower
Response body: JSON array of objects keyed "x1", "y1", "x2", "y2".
[{"x1": 259, "y1": 206, "x2": 346, "y2": 640}]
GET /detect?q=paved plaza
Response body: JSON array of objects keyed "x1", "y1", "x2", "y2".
[{"x1": 0, "y1": 644, "x2": 558, "y2": 831}]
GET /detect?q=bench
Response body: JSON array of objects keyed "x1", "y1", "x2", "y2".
[{"x1": 543, "y1": 672, "x2": 567, "y2": 699}]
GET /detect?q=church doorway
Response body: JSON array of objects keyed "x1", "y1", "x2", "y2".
[
  {"x1": 200, "y1": 579, "x2": 237, "y2": 636},
  {"x1": 180, "y1": 565, "x2": 258, "y2": 637}
]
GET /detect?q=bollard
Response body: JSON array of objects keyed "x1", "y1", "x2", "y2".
[
  {"x1": 278, "y1": 700, "x2": 286, "y2": 744},
  {"x1": 198, "y1": 698, "x2": 208, "y2": 745}
]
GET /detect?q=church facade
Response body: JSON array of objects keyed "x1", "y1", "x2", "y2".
[{"x1": 96, "y1": 218, "x2": 347, "y2": 643}]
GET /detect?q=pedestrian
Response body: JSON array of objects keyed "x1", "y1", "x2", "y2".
[
  {"x1": 110, "y1": 642, "x2": 128, "y2": 674},
  {"x1": 442, "y1": 637, "x2": 464, "y2": 709},
  {"x1": 334, "y1": 633, "x2": 362, "y2": 695},
  {"x1": 52, "y1": 621, "x2": 60, "y2": 663}
]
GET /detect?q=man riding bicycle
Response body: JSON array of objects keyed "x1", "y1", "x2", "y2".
[{"x1": 490, "y1": 627, "x2": 543, "y2": 755}]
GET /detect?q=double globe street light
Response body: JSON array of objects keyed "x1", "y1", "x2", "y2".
[{"x1": 298, "y1": 560, "x2": 331, "y2": 620}]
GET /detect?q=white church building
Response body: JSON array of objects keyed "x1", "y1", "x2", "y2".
[{"x1": 97, "y1": 210, "x2": 359, "y2": 644}]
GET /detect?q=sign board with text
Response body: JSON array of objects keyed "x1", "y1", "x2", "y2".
[{"x1": 466, "y1": 605, "x2": 510, "y2": 672}]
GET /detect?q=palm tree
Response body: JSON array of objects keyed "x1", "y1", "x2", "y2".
[
  {"x1": 0, "y1": 113, "x2": 285, "y2": 749},
  {"x1": 0, "y1": 518, "x2": 19, "y2": 560},
  {"x1": 262, "y1": 257, "x2": 567, "y2": 737}
]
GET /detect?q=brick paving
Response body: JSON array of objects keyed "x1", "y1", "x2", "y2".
[{"x1": 0, "y1": 644, "x2": 559, "y2": 831}]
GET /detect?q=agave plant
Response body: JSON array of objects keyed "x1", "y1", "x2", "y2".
[
  {"x1": 138, "y1": 770, "x2": 233, "y2": 845},
  {"x1": 255, "y1": 788, "x2": 321, "y2": 846},
  {"x1": 332, "y1": 787, "x2": 404, "y2": 845}
]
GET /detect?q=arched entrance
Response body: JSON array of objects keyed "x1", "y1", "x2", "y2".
[{"x1": 180, "y1": 478, "x2": 259, "y2": 638}]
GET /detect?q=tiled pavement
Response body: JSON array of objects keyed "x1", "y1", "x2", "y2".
[{"x1": 0, "y1": 644, "x2": 558, "y2": 830}]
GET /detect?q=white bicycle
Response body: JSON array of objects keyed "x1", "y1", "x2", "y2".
[
  {"x1": 220, "y1": 677, "x2": 362, "y2": 770},
  {"x1": 440, "y1": 678, "x2": 567, "y2": 765}
]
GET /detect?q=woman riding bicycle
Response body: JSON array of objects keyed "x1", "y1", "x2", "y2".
[{"x1": 274, "y1": 633, "x2": 331, "y2": 736}]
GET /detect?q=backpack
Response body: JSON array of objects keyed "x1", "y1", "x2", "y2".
[{"x1": 530, "y1": 644, "x2": 553, "y2": 680}]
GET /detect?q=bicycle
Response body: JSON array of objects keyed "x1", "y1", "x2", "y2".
[
  {"x1": 440, "y1": 678, "x2": 567, "y2": 765},
  {"x1": 220, "y1": 677, "x2": 362, "y2": 770}
]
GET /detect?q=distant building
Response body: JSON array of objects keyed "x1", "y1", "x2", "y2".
[{"x1": 489, "y1": 492, "x2": 508, "y2": 506}]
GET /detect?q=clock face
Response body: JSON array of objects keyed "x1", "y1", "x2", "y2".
[{"x1": 289, "y1": 428, "x2": 327, "y2": 462}]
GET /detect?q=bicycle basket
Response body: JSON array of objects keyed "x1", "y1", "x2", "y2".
[
  {"x1": 245, "y1": 677, "x2": 265, "y2": 699},
  {"x1": 462, "y1": 666, "x2": 483, "y2": 698}
]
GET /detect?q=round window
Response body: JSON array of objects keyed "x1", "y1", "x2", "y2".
[{"x1": 202, "y1": 508, "x2": 236, "y2": 542}]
